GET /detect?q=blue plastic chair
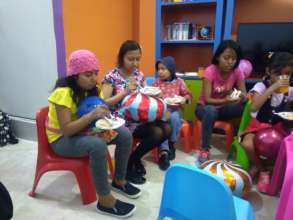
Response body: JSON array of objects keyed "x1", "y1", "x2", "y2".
[
  {"x1": 157, "y1": 164, "x2": 255, "y2": 220},
  {"x1": 145, "y1": 76, "x2": 156, "y2": 86}
]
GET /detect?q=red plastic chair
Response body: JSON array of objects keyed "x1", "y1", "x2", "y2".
[
  {"x1": 29, "y1": 107, "x2": 114, "y2": 205},
  {"x1": 193, "y1": 119, "x2": 234, "y2": 151}
]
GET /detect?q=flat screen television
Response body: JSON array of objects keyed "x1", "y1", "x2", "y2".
[{"x1": 237, "y1": 22, "x2": 293, "y2": 78}]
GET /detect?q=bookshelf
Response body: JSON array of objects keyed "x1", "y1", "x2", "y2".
[{"x1": 156, "y1": 0, "x2": 225, "y2": 72}]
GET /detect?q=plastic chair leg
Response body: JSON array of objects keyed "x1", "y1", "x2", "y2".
[
  {"x1": 29, "y1": 163, "x2": 52, "y2": 197},
  {"x1": 192, "y1": 120, "x2": 202, "y2": 151},
  {"x1": 220, "y1": 123, "x2": 234, "y2": 151},
  {"x1": 227, "y1": 139, "x2": 236, "y2": 160},
  {"x1": 180, "y1": 122, "x2": 194, "y2": 152},
  {"x1": 234, "y1": 141, "x2": 250, "y2": 170},
  {"x1": 107, "y1": 151, "x2": 115, "y2": 179},
  {"x1": 73, "y1": 166, "x2": 97, "y2": 205},
  {"x1": 28, "y1": 169, "x2": 45, "y2": 197},
  {"x1": 151, "y1": 148, "x2": 159, "y2": 163}
]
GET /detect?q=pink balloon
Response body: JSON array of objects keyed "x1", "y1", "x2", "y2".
[
  {"x1": 254, "y1": 128, "x2": 284, "y2": 161},
  {"x1": 238, "y1": 59, "x2": 253, "y2": 78}
]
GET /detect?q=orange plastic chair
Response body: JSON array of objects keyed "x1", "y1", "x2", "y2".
[
  {"x1": 29, "y1": 107, "x2": 114, "y2": 205},
  {"x1": 180, "y1": 120, "x2": 193, "y2": 153},
  {"x1": 193, "y1": 119, "x2": 234, "y2": 151}
]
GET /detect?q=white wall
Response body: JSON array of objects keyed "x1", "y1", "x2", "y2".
[{"x1": 0, "y1": 0, "x2": 58, "y2": 119}]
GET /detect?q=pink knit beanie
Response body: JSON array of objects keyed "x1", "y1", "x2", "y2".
[{"x1": 67, "y1": 49, "x2": 100, "y2": 76}]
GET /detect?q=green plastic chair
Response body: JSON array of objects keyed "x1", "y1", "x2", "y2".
[{"x1": 228, "y1": 100, "x2": 252, "y2": 170}]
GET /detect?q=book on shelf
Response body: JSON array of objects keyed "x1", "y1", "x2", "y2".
[
  {"x1": 165, "y1": 22, "x2": 214, "y2": 41},
  {"x1": 166, "y1": 22, "x2": 193, "y2": 41},
  {"x1": 176, "y1": 72, "x2": 199, "y2": 77}
]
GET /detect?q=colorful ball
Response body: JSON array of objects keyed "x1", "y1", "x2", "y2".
[
  {"x1": 254, "y1": 128, "x2": 284, "y2": 161},
  {"x1": 200, "y1": 160, "x2": 252, "y2": 197},
  {"x1": 119, "y1": 93, "x2": 167, "y2": 122}
]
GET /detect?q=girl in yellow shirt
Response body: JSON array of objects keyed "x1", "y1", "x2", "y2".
[{"x1": 47, "y1": 49, "x2": 140, "y2": 218}]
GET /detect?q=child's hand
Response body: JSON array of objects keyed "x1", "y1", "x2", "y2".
[
  {"x1": 89, "y1": 105, "x2": 109, "y2": 120},
  {"x1": 126, "y1": 77, "x2": 138, "y2": 93},
  {"x1": 272, "y1": 77, "x2": 289, "y2": 91},
  {"x1": 156, "y1": 91, "x2": 164, "y2": 98},
  {"x1": 239, "y1": 92, "x2": 248, "y2": 102},
  {"x1": 225, "y1": 96, "x2": 241, "y2": 104},
  {"x1": 125, "y1": 82, "x2": 137, "y2": 95},
  {"x1": 179, "y1": 97, "x2": 186, "y2": 104}
]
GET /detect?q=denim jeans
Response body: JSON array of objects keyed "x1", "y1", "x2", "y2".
[
  {"x1": 51, "y1": 126, "x2": 132, "y2": 196},
  {"x1": 195, "y1": 103, "x2": 244, "y2": 150},
  {"x1": 160, "y1": 111, "x2": 182, "y2": 151}
]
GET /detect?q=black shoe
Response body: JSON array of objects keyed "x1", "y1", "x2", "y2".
[
  {"x1": 97, "y1": 199, "x2": 136, "y2": 218},
  {"x1": 158, "y1": 151, "x2": 170, "y2": 171},
  {"x1": 126, "y1": 170, "x2": 146, "y2": 185},
  {"x1": 168, "y1": 141, "x2": 176, "y2": 160},
  {"x1": 112, "y1": 181, "x2": 141, "y2": 199}
]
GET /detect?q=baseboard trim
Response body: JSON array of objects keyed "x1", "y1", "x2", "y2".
[{"x1": 10, "y1": 116, "x2": 36, "y2": 141}]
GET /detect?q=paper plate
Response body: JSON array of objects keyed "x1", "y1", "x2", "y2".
[
  {"x1": 140, "y1": 86, "x2": 161, "y2": 96},
  {"x1": 95, "y1": 117, "x2": 125, "y2": 130},
  {"x1": 164, "y1": 96, "x2": 185, "y2": 106}
]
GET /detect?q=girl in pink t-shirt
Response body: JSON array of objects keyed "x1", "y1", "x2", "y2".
[{"x1": 195, "y1": 40, "x2": 247, "y2": 163}]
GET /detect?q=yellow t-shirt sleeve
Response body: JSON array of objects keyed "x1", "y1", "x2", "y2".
[
  {"x1": 48, "y1": 87, "x2": 74, "y2": 109},
  {"x1": 97, "y1": 84, "x2": 104, "y2": 99}
]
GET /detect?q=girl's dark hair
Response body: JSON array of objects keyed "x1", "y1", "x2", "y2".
[
  {"x1": 117, "y1": 40, "x2": 142, "y2": 68},
  {"x1": 266, "y1": 52, "x2": 293, "y2": 74},
  {"x1": 212, "y1": 40, "x2": 243, "y2": 70},
  {"x1": 54, "y1": 76, "x2": 99, "y2": 106}
]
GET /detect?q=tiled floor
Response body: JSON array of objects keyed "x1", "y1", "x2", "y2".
[{"x1": 0, "y1": 136, "x2": 278, "y2": 220}]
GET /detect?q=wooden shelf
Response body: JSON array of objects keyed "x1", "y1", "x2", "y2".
[
  {"x1": 161, "y1": 0, "x2": 217, "y2": 7},
  {"x1": 161, "y1": 39, "x2": 214, "y2": 44},
  {"x1": 156, "y1": 0, "x2": 225, "y2": 72}
]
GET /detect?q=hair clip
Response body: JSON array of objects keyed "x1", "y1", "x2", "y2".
[{"x1": 268, "y1": 52, "x2": 274, "y2": 59}]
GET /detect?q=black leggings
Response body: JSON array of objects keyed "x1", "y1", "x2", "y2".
[{"x1": 129, "y1": 121, "x2": 171, "y2": 163}]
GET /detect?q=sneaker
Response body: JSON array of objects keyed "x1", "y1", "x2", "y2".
[
  {"x1": 198, "y1": 149, "x2": 210, "y2": 164},
  {"x1": 257, "y1": 171, "x2": 270, "y2": 194},
  {"x1": 97, "y1": 199, "x2": 136, "y2": 218},
  {"x1": 158, "y1": 151, "x2": 170, "y2": 171},
  {"x1": 126, "y1": 170, "x2": 146, "y2": 185},
  {"x1": 112, "y1": 181, "x2": 141, "y2": 199}
]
